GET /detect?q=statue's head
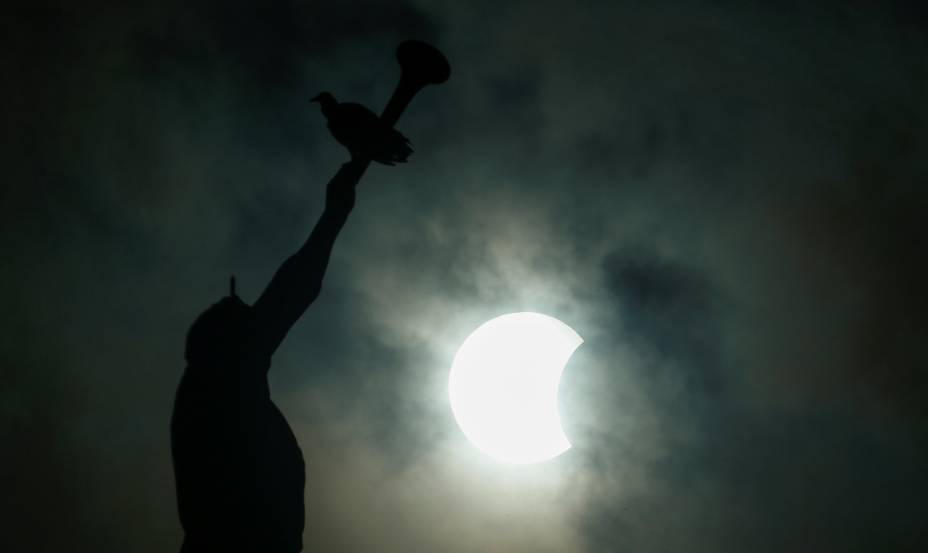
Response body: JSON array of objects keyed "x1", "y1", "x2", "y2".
[{"x1": 184, "y1": 281, "x2": 256, "y2": 367}]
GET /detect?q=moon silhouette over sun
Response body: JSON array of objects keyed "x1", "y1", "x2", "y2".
[{"x1": 449, "y1": 312, "x2": 583, "y2": 464}]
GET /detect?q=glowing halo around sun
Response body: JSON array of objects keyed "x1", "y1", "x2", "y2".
[{"x1": 448, "y1": 312, "x2": 583, "y2": 464}]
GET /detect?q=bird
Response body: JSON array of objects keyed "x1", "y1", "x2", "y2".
[{"x1": 311, "y1": 92, "x2": 413, "y2": 165}]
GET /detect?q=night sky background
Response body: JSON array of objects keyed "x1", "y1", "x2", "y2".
[{"x1": 4, "y1": 1, "x2": 928, "y2": 551}]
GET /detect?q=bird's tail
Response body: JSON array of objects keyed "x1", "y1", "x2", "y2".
[{"x1": 373, "y1": 130, "x2": 414, "y2": 165}]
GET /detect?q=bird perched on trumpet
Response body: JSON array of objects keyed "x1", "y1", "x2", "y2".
[{"x1": 311, "y1": 92, "x2": 413, "y2": 165}]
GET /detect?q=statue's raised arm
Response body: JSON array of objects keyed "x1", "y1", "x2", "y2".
[{"x1": 251, "y1": 160, "x2": 364, "y2": 357}]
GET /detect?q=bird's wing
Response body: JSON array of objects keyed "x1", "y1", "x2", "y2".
[
  {"x1": 391, "y1": 128, "x2": 411, "y2": 145},
  {"x1": 339, "y1": 103, "x2": 381, "y2": 128},
  {"x1": 331, "y1": 103, "x2": 414, "y2": 164},
  {"x1": 329, "y1": 103, "x2": 381, "y2": 153}
]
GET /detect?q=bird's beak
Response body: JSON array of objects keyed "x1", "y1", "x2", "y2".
[{"x1": 310, "y1": 94, "x2": 322, "y2": 102}]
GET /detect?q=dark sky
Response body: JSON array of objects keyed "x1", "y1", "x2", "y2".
[{"x1": 4, "y1": 1, "x2": 927, "y2": 551}]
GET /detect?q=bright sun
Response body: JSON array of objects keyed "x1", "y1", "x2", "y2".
[{"x1": 448, "y1": 312, "x2": 583, "y2": 464}]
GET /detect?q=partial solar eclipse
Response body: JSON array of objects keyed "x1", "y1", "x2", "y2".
[{"x1": 449, "y1": 312, "x2": 583, "y2": 464}]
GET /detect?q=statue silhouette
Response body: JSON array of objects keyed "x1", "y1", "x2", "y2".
[
  {"x1": 171, "y1": 160, "x2": 363, "y2": 553},
  {"x1": 170, "y1": 40, "x2": 448, "y2": 553}
]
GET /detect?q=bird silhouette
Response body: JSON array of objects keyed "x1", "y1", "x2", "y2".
[{"x1": 311, "y1": 92, "x2": 413, "y2": 165}]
